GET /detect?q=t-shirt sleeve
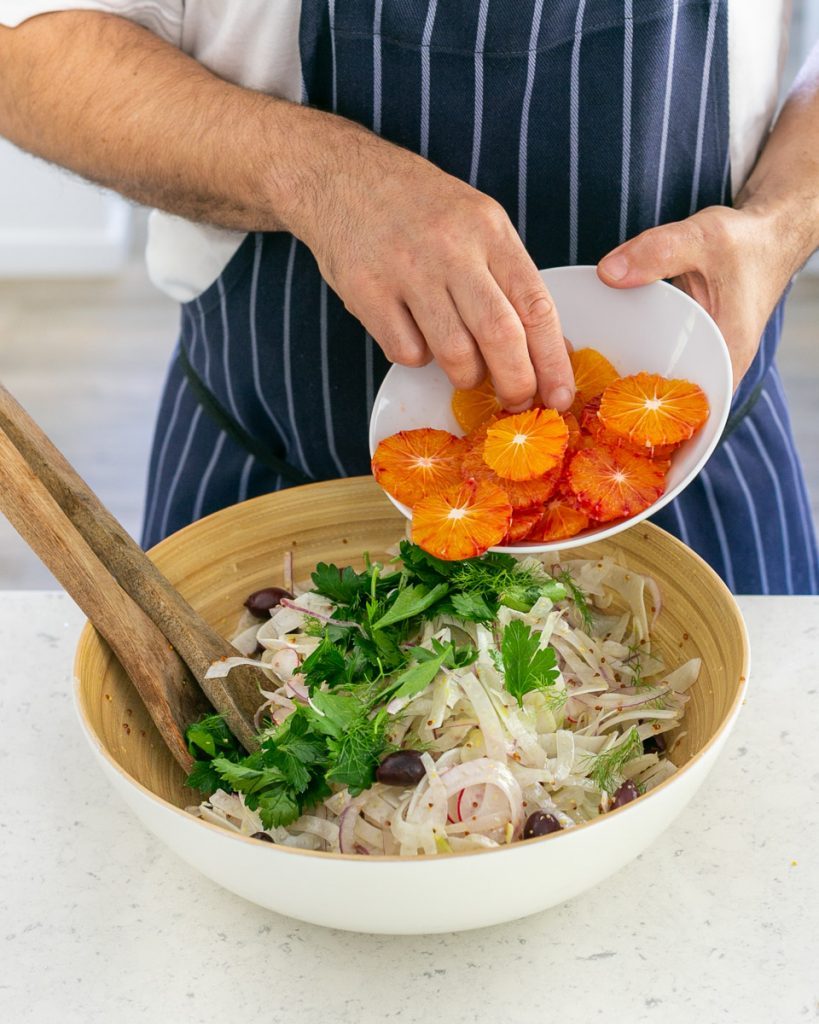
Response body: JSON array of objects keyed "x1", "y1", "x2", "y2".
[{"x1": 0, "y1": 1, "x2": 182, "y2": 47}]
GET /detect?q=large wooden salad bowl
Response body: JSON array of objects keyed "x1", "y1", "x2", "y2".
[{"x1": 73, "y1": 477, "x2": 749, "y2": 933}]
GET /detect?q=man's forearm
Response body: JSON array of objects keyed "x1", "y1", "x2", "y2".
[
  {"x1": 0, "y1": 9, "x2": 579, "y2": 410},
  {"x1": 736, "y1": 41, "x2": 819, "y2": 272},
  {"x1": 0, "y1": 10, "x2": 366, "y2": 237}
]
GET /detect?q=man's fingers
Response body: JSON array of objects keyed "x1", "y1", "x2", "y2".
[
  {"x1": 406, "y1": 291, "x2": 487, "y2": 391},
  {"x1": 491, "y1": 253, "x2": 574, "y2": 411},
  {"x1": 597, "y1": 219, "x2": 705, "y2": 288},
  {"x1": 447, "y1": 271, "x2": 537, "y2": 410},
  {"x1": 363, "y1": 300, "x2": 432, "y2": 368}
]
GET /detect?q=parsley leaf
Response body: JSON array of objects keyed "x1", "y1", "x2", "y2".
[
  {"x1": 380, "y1": 646, "x2": 450, "y2": 703},
  {"x1": 396, "y1": 541, "x2": 456, "y2": 586},
  {"x1": 501, "y1": 619, "x2": 559, "y2": 705},
  {"x1": 186, "y1": 713, "x2": 240, "y2": 760},
  {"x1": 255, "y1": 786, "x2": 301, "y2": 828},
  {"x1": 413, "y1": 637, "x2": 477, "y2": 670},
  {"x1": 300, "y1": 634, "x2": 349, "y2": 691},
  {"x1": 371, "y1": 582, "x2": 450, "y2": 630},
  {"x1": 185, "y1": 758, "x2": 226, "y2": 794},
  {"x1": 307, "y1": 690, "x2": 363, "y2": 737},
  {"x1": 185, "y1": 713, "x2": 245, "y2": 793},
  {"x1": 310, "y1": 562, "x2": 371, "y2": 607},
  {"x1": 450, "y1": 591, "x2": 495, "y2": 624},
  {"x1": 210, "y1": 756, "x2": 286, "y2": 793}
]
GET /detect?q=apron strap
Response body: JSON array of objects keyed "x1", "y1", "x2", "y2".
[
  {"x1": 177, "y1": 343, "x2": 314, "y2": 486},
  {"x1": 719, "y1": 376, "x2": 766, "y2": 445}
]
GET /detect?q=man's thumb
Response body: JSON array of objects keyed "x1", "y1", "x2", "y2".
[{"x1": 597, "y1": 221, "x2": 697, "y2": 289}]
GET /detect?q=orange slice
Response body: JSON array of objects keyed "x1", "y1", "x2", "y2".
[
  {"x1": 482, "y1": 409, "x2": 569, "y2": 482},
  {"x1": 461, "y1": 442, "x2": 559, "y2": 510},
  {"x1": 411, "y1": 480, "x2": 512, "y2": 561},
  {"x1": 579, "y1": 396, "x2": 603, "y2": 437},
  {"x1": 563, "y1": 411, "x2": 582, "y2": 452},
  {"x1": 371, "y1": 429, "x2": 467, "y2": 507},
  {"x1": 525, "y1": 500, "x2": 591, "y2": 542},
  {"x1": 451, "y1": 378, "x2": 503, "y2": 434},
  {"x1": 566, "y1": 445, "x2": 666, "y2": 522},
  {"x1": 581, "y1": 396, "x2": 678, "y2": 460},
  {"x1": 504, "y1": 507, "x2": 545, "y2": 543},
  {"x1": 555, "y1": 471, "x2": 586, "y2": 507},
  {"x1": 570, "y1": 348, "x2": 620, "y2": 417},
  {"x1": 463, "y1": 414, "x2": 499, "y2": 452},
  {"x1": 598, "y1": 372, "x2": 709, "y2": 448}
]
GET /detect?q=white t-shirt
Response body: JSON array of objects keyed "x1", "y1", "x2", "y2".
[{"x1": 3, "y1": 0, "x2": 793, "y2": 302}]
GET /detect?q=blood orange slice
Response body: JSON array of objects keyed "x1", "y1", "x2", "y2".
[
  {"x1": 569, "y1": 347, "x2": 620, "y2": 417},
  {"x1": 371, "y1": 429, "x2": 467, "y2": 507},
  {"x1": 482, "y1": 409, "x2": 569, "y2": 481},
  {"x1": 563, "y1": 411, "x2": 582, "y2": 452},
  {"x1": 461, "y1": 442, "x2": 559, "y2": 510},
  {"x1": 598, "y1": 372, "x2": 709, "y2": 448},
  {"x1": 504, "y1": 507, "x2": 545, "y2": 543},
  {"x1": 565, "y1": 445, "x2": 666, "y2": 522},
  {"x1": 462, "y1": 415, "x2": 498, "y2": 452},
  {"x1": 581, "y1": 396, "x2": 678, "y2": 460},
  {"x1": 579, "y1": 396, "x2": 603, "y2": 436},
  {"x1": 411, "y1": 480, "x2": 512, "y2": 560},
  {"x1": 525, "y1": 500, "x2": 591, "y2": 542},
  {"x1": 451, "y1": 378, "x2": 503, "y2": 434}
]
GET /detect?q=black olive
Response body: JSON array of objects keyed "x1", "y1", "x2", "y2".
[
  {"x1": 250, "y1": 831, "x2": 275, "y2": 843},
  {"x1": 522, "y1": 811, "x2": 563, "y2": 839},
  {"x1": 375, "y1": 750, "x2": 426, "y2": 786},
  {"x1": 244, "y1": 587, "x2": 294, "y2": 618},
  {"x1": 610, "y1": 780, "x2": 640, "y2": 808},
  {"x1": 642, "y1": 732, "x2": 666, "y2": 754}
]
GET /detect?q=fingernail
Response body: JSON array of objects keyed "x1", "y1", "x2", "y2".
[
  {"x1": 547, "y1": 386, "x2": 574, "y2": 412},
  {"x1": 600, "y1": 253, "x2": 629, "y2": 281},
  {"x1": 505, "y1": 399, "x2": 533, "y2": 413}
]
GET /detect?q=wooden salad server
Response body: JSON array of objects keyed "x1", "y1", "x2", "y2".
[{"x1": 0, "y1": 383, "x2": 266, "y2": 767}]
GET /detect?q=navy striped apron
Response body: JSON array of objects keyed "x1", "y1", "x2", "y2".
[{"x1": 142, "y1": 0, "x2": 819, "y2": 595}]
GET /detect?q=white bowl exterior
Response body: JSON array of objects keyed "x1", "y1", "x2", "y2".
[
  {"x1": 76, "y1": 679, "x2": 744, "y2": 935},
  {"x1": 369, "y1": 266, "x2": 732, "y2": 553}
]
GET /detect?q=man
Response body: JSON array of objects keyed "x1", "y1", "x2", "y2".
[{"x1": 1, "y1": 1, "x2": 817, "y2": 592}]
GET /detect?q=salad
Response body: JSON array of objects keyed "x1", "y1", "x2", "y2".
[{"x1": 186, "y1": 542, "x2": 699, "y2": 856}]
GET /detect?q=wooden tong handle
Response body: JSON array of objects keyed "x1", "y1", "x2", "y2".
[
  {"x1": 0, "y1": 384, "x2": 259, "y2": 751},
  {"x1": 0, "y1": 429, "x2": 208, "y2": 769}
]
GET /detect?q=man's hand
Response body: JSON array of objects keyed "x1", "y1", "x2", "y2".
[
  {"x1": 596, "y1": 205, "x2": 798, "y2": 390},
  {"x1": 290, "y1": 128, "x2": 574, "y2": 412},
  {"x1": 597, "y1": 41, "x2": 819, "y2": 392}
]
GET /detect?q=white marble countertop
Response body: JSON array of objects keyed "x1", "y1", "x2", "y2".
[{"x1": 1, "y1": 592, "x2": 817, "y2": 1024}]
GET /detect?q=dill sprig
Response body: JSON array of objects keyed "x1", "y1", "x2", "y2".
[
  {"x1": 624, "y1": 643, "x2": 657, "y2": 688},
  {"x1": 542, "y1": 687, "x2": 570, "y2": 713},
  {"x1": 556, "y1": 569, "x2": 594, "y2": 632},
  {"x1": 583, "y1": 727, "x2": 642, "y2": 793}
]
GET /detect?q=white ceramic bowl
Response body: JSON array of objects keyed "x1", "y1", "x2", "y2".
[
  {"x1": 369, "y1": 265, "x2": 732, "y2": 553},
  {"x1": 73, "y1": 480, "x2": 749, "y2": 935}
]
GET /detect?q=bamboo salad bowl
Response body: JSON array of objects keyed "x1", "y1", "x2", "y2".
[{"x1": 73, "y1": 477, "x2": 749, "y2": 934}]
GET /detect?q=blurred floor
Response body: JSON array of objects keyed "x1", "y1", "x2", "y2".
[{"x1": 0, "y1": 252, "x2": 818, "y2": 589}]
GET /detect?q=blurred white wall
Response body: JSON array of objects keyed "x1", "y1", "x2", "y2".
[{"x1": 0, "y1": 139, "x2": 131, "y2": 277}]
